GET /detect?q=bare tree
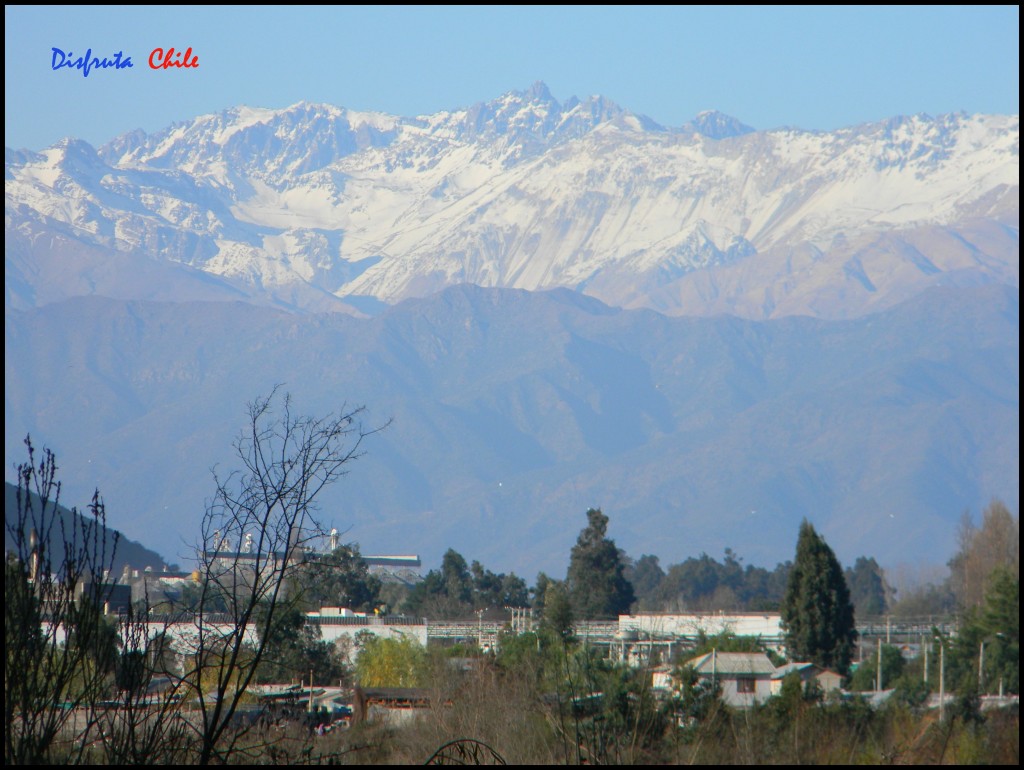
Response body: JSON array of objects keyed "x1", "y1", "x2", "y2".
[
  {"x1": 5, "y1": 392, "x2": 384, "y2": 765},
  {"x1": 4, "y1": 438, "x2": 120, "y2": 764},
  {"x1": 95, "y1": 604, "x2": 194, "y2": 765},
  {"x1": 949, "y1": 500, "x2": 1020, "y2": 610},
  {"x1": 179, "y1": 388, "x2": 385, "y2": 764}
]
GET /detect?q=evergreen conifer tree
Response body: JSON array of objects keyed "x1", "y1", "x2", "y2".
[
  {"x1": 780, "y1": 520, "x2": 857, "y2": 675},
  {"x1": 566, "y1": 508, "x2": 636, "y2": 619}
]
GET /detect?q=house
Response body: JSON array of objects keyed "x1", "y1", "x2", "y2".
[
  {"x1": 770, "y1": 662, "x2": 843, "y2": 696},
  {"x1": 352, "y1": 687, "x2": 445, "y2": 725},
  {"x1": 683, "y1": 651, "x2": 777, "y2": 707}
]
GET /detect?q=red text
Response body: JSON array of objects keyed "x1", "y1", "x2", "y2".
[{"x1": 148, "y1": 47, "x2": 198, "y2": 70}]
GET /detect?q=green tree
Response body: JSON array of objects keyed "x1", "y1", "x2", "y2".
[
  {"x1": 440, "y1": 549, "x2": 473, "y2": 603},
  {"x1": 292, "y1": 543, "x2": 381, "y2": 613},
  {"x1": 780, "y1": 520, "x2": 857, "y2": 676},
  {"x1": 470, "y1": 560, "x2": 529, "y2": 608},
  {"x1": 532, "y1": 572, "x2": 552, "y2": 612},
  {"x1": 624, "y1": 554, "x2": 664, "y2": 610},
  {"x1": 542, "y1": 580, "x2": 575, "y2": 640},
  {"x1": 669, "y1": 662, "x2": 722, "y2": 740},
  {"x1": 947, "y1": 566, "x2": 1019, "y2": 695},
  {"x1": 354, "y1": 634, "x2": 426, "y2": 687},
  {"x1": 977, "y1": 567, "x2": 1019, "y2": 693},
  {"x1": 847, "y1": 644, "x2": 906, "y2": 691},
  {"x1": 566, "y1": 508, "x2": 636, "y2": 620},
  {"x1": 403, "y1": 548, "x2": 473, "y2": 618},
  {"x1": 844, "y1": 556, "x2": 891, "y2": 617},
  {"x1": 657, "y1": 553, "x2": 723, "y2": 610},
  {"x1": 652, "y1": 551, "x2": 791, "y2": 612},
  {"x1": 404, "y1": 549, "x2": 528, "y2": 619},
  {"x1": 254, "y1": 604, "x2": 345, "y2": 685}
]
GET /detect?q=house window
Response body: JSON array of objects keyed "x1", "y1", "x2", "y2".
[{"x1": 736, "y1": 677, "x2": 756, "y2": 694}]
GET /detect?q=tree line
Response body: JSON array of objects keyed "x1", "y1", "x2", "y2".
[
  {"x1": 366, "y1": 512, "x2": 893, "y2": 624},
  {"x1": 5, "y1": 390, "x2": 1018, "y2": 764}
]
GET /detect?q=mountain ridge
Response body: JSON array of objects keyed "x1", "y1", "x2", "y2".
[
  {"x1": 5, "y1": 284, "x2": 1017, "y2": 575},
  {"x1": 4, "y1": 85, "x2": 1018, "y2": 576},
  {"x1": 4, "y1": 482, "x2": 177, "y2": 575},
  {"x1": 6, "y1": 84, "x2": 1017, "y2": 320}
]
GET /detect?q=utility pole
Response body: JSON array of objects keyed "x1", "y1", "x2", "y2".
[
  {"x1": 938, "y1": 640, "x2": 945, "y2": 721},
  {"x1": 876, "y1": 639, "x2": 882, "y2": 692},
  {"x1": 978, "y1": 640, "x2": 984, "y2": 693}
]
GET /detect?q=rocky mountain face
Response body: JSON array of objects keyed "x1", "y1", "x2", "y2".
[
  {"x1": 4, "y1": 85, "x2": 1019, "y2": 576},
  {"x1": 7, "y1": 83, "x2": 1018, "y2": 319}
]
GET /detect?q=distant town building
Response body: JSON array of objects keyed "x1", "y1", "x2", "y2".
[
  {"x1": 352, "y1": 687, "x2": 442, "y2": 725},
  {"x1": 654, "y1": 652, "x2": 845, "y2": 707},
  {"x1": 770, "y1": 662, "x2": 843, "y2": 695},
  {"x1": 683, "y1": 651, "x2": 777, "y2": 707},
  {"x1": 305, "y1": 607, "x2": 428, "y2": 661},
  {"x1": 361, "y1": 554, "x2": 422, "y2": 584},
  {"x1": 620, "y1": 612, "x2": 785, "y2": 651}
]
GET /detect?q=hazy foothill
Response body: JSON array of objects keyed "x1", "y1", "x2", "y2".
[{"x1": 4, "y1": 78, "x2": 1020, "y2": 764}]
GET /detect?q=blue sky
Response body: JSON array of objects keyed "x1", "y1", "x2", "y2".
[{"x1": 4, "y1": 6, "x2": 1019, "y2": 151}]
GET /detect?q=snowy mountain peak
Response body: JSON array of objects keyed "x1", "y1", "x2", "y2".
[
  {"x1": 685, "y1": 110, "x2": 755, "y2": 139},
  {"x1": 5, "y1": 86, "x2": 1018, "y2": 321},
  {"x1": 99, "y1": 101, "x2": 399, "y2": 179},
  {"x1": 525, "y1": 79, "x2": 555, "y2": 102},
  {"x1": 453, "y1": 82, "x2": 641, "y2": 152}
]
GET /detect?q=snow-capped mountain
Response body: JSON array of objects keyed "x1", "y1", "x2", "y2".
[
  {"x1": 5, "y1": 83, "x2": 1019, "y2": 319},
  {"x1": 4, "y1": 84, "x2": 1019, "y2": 574}
]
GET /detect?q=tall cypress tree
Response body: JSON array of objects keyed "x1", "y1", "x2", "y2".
[
  {"x1": 780, "y1": 520, "x2": 857, "y2": 675},
  {"x1": 566, "y1": 508, "x2": 636, "y2": 619}
]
